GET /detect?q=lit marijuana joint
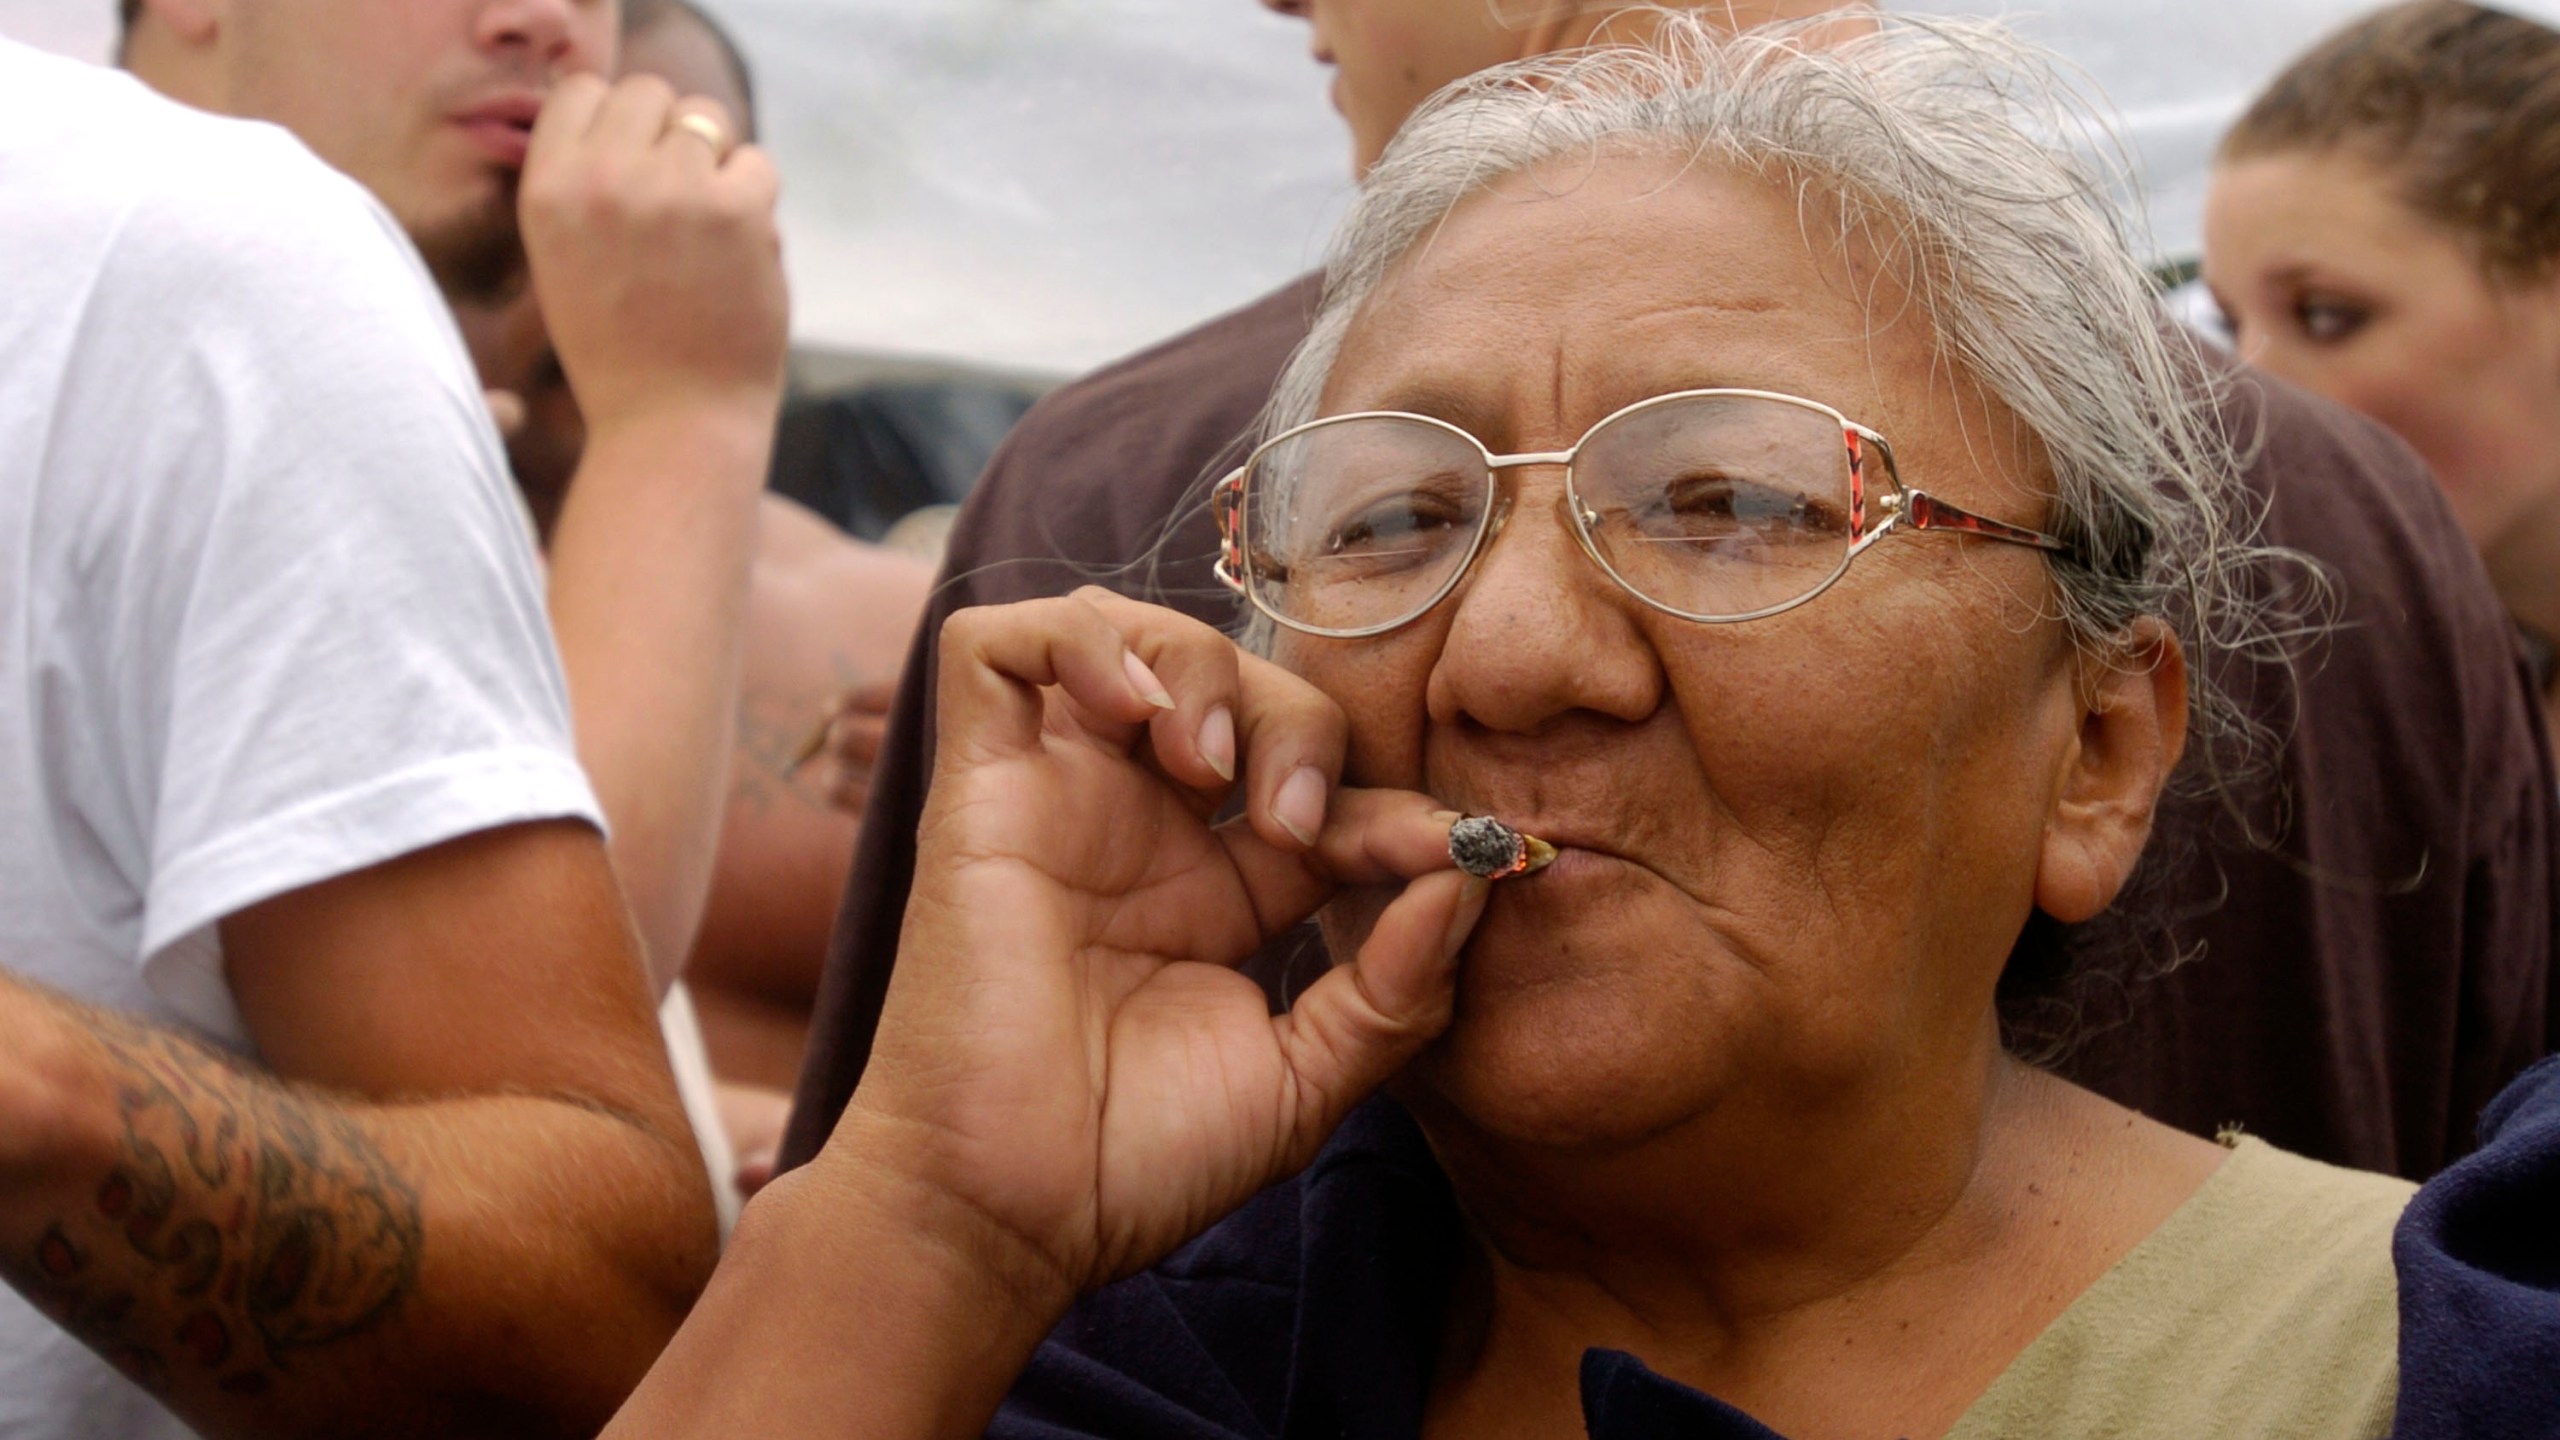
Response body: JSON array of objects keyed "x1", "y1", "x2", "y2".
[{"x1": 1448, "y1": 816, "x2": 1558, "y2": 880}]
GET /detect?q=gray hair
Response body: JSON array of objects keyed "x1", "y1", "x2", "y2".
[{"x1": 1254, "y1": 11, "x2": 2311, "y2": 776}]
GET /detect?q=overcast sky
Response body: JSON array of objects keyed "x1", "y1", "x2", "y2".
[{"x1": 11, "y1": 1, "x2": 2560, "y2": 373}]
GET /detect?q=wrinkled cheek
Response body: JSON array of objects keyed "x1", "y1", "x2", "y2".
[{"x1": 1280, "y1": 638, "x2": 1433, "y2": 789}]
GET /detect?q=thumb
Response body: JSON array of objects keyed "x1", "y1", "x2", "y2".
[{"x1": 1273, "y1": 868, "x2": 1488, "y2": 1151}]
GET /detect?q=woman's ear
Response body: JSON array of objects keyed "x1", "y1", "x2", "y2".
[{"x1": 2035, "y1": 620, "x2": 2189, "y2": 924}]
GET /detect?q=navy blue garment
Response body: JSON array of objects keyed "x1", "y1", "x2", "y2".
[
  {"x1": 999, "y1": 1078, "x2": 2560, "y2": 1439},
  {"x1": 991, "y1": 1098, "x2": 1790, "y2": 1440},
  {"x1": 1578, "y1": 1353, "x2": 1790, "y2": 1440},
  {"x1": 2392, "y1": 1055, "x2": 2560, "y2": 1440}
]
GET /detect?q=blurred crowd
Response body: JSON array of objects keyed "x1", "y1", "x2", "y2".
[{"x1": 1, "y1": 2, "x2": 2556, "y2": 1438}]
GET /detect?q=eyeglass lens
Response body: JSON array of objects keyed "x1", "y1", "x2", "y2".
[{"x1": 1239, "y1": 393, "x2": 1858, "y2": 633}]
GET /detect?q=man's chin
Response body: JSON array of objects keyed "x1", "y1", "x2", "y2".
[{"x1": 411, "y1": 194, "x2": 527, "y2": 307}]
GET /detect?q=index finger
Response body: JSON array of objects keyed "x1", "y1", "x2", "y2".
[
  {"x1": 590, "y1": 74, "x2": 679, "y2": 151},
  {"x1": 1206, "y1": 788, "x2": 1459, "y2": 946},
  {"x1": 528, "y1": 72, "x2": 608, "y2": 157},
  {"x1": 1065, "y1": 588, "x2": 1348, "y2": 850},
  {"x1": 934, "y1": 596, "x2": 1181, "y2": 773},
  {"x1": 1299, "y1": 787, "x2": 1460, "y2": 886}
]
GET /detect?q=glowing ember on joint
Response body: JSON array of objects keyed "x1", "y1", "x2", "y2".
[{"x1": 1447, "y1": 816, "x2": 1559, "y2": 880}]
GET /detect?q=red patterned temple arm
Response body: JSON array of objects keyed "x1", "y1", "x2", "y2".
[
  {"x1": 1897, "y1": 489, "x2": 2072, "y2": 554},
  {"x1": 1210, "y1": 469, "x2": 1250, "y2": 593}
]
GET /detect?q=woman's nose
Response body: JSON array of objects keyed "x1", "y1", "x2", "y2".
[{"x1": 1425, "y1": 474, "x2": 1663, "y2": 735}]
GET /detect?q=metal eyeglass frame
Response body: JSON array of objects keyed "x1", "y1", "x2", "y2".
[{"x1": 1211, "y1": 386, "x2": 2073, "y2": 640}]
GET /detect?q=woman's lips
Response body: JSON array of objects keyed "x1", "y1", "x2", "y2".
[
  {"x1": 1519, "y1": 844, "x2": 1622, "y2": 887},
  {"x1": 1461, "y1": 832, "x2": 1626, "y2": 891}
]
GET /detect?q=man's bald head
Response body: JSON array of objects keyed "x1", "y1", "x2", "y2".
[
  {"x1": 1258, "y1": 0, "x2": 1864, "y2": 174},
  {"x1": 622, "y1": 0, "x2": 757, "y2": 142}
]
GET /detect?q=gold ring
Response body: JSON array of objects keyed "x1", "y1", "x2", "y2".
[{"x1": 672, "y1": 112, "x2": 729, "y2": 153}]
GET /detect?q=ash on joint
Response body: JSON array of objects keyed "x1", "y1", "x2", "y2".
[{"x1": 1448, "y1": 816, "x2": 1557, "y2": 880}]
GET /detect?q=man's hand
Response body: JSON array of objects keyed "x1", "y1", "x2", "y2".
[{"x1": 519, "y1": 76, "x2": 787, "y2": 437}]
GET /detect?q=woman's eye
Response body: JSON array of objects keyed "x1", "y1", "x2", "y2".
[
  {"x1": 2294, "y1": 294, "x2": 2370, "y2": 344},
  {"x1": 1658, "y1": 472, "x2": 1835, "y2": 535},
  {"x1": 1673, "y1": 481, "x2": 1748, "y2": 525},
  {"x1": 1320, "y1": 491, "x2": 1463, "y2": 555}
]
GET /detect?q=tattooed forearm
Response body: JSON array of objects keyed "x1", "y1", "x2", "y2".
[
  {"x1": 733, "y1": 653, "x2": 887, "y2": 816},
  {"x1": 1, "y1": 1008, "x2": 421, "y2": 1400},
  {"x1": 733, "y1": 699, "x2": 822, "y2": 813}
]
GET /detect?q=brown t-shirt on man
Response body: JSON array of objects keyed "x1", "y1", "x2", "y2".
[{"x1": 781, "y1": 273, "x2": 2558, "y2": 1180}]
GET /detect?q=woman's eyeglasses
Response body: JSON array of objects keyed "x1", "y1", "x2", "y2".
[{"x1": 1212, "y1": 388, "x2": 2071, "y2": 639}]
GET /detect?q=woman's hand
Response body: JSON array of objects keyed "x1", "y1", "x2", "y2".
[{"x1": 828, "y1": 588, "x2": 1486, "y2": 1311}]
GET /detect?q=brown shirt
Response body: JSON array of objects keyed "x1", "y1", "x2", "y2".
[{"x1": 780, "y1": 273, "x2": 2558, "y2": 1180}]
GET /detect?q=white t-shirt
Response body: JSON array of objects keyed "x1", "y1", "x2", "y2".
[{"x1": 0, "y1": 42, "x2": 602, "y2": 1439}]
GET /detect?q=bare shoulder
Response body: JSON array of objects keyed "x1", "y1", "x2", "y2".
[
  {"x1": 757, "y1": 496, "x2": 933, "y2": 595},
  {"x1": 750, "y1": 496, "x2": 934, "y2": 679}
]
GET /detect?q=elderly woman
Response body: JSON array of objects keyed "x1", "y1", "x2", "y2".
[
  {"x1": 2204, "y1": 0, "x2": 2560, "y2": 746},
  {"x1": 606, "y1": 17, "x2": 2410, "y2": 1440}
]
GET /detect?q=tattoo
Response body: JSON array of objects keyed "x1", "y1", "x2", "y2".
[
  {"x1": 733, "y1": 652, "x2": 876, "y2": 815},
  {"x1": 35, "y1": 1225, "x2": 84, "y2": 1281},
  {"x1": 4, "y1": 1011, "x2": 423, "y2": 1400},
  {"x1": 731, "y1": 701, "x2": 808, "y2": 815}
]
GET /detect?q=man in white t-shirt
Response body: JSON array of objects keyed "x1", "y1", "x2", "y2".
[
  {"x1": 119, "y1": 0, "x2": 787, "y2": 1005},
  {"x1": 0, "y1": 35, "x2": 730, "y2": 1440},
  {"x1": 119, "y1": 0, "x2": 800, "y2": 1224}
]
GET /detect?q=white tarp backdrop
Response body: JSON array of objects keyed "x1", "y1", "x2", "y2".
[{"x1": 11, "y1": 1, "x2": 2560, "y2": 376}]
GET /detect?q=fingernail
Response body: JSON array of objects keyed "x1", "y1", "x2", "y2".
[
  {"x1": 1273, "y1": 766, "x2": 1328, "y2": 847},
  {"x1": 1443, "y1": 876, "x2": 1490, "y2": 964},
  {"x1": 1199, "y1": 706, "x2": 1236, "y2": 782},
  {"x1": 1122, "y1": 650, "x2": 1176, "y2": 710},
  {"x1": 1429, "y1": 809, "x2": 1464, "y2": 827}
]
